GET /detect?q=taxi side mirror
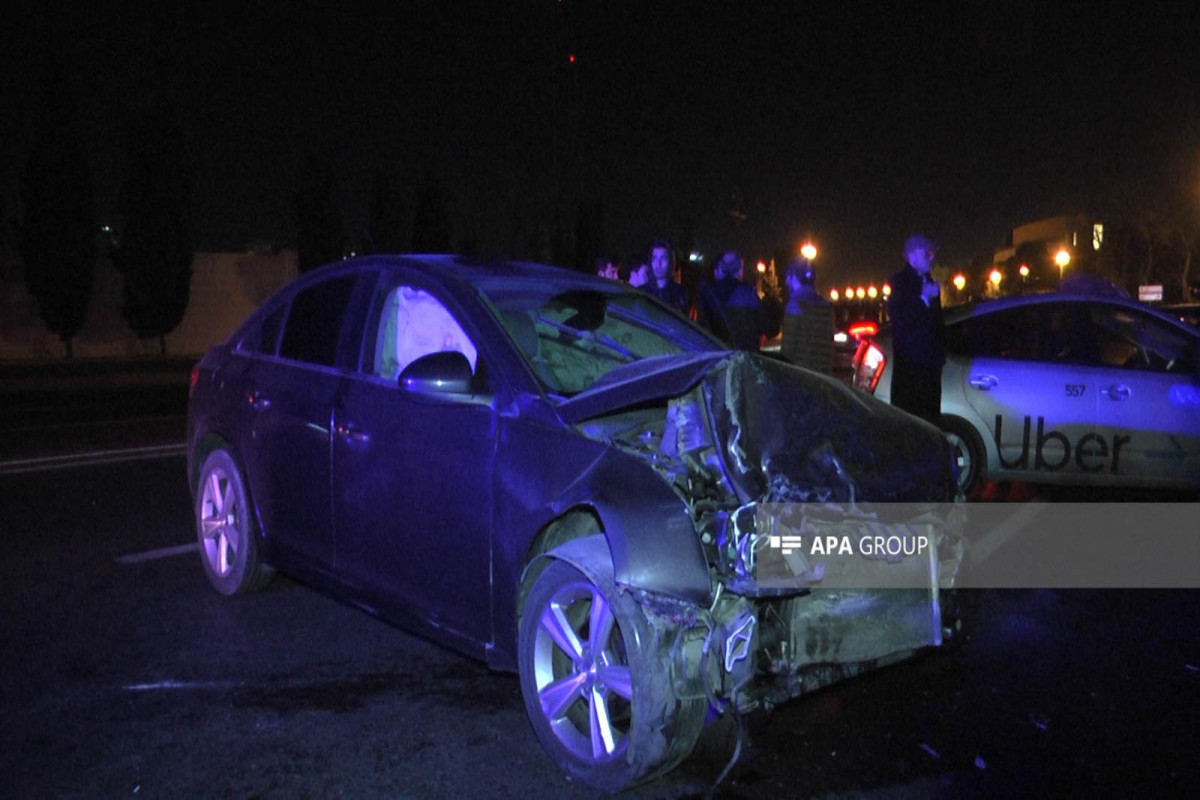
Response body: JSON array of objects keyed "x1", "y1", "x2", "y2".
[{"x1": 400, "y1": 351, "x2": 473, "y2": 395}]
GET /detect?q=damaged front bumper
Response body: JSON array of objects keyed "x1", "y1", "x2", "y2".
[{"x1": 648, "y1": 502, "x2": 967, "y2": 714}]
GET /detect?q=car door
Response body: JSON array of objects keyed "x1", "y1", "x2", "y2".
[
  {"x1": 331, "y1": 271, "x2": 497, "y2": 646},
  {"x1": 958, "y1": 303, "x2": 1100, "y2": 480},
  {"x1": 1087, "y1": 303, "x2": 1200, "y2": 487},
  {"x1": 239, "y1": 273, "x2": 362, "y2": 571}
]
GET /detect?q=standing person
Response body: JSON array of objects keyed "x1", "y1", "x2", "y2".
[
  {"x1": 643, "y1": 238, "x2": 687, "y2": 312},
  {"x1": 781, "y1": 258, "x2": 833, "y2": 373},
  {"x1": 708, "y1": 250, "x2": 765, "y2": 351},
  {"x1": 886, "y1": 233, "x2": 945, "y2": 423}
]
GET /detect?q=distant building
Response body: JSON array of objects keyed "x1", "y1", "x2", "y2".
[{"x1": 992, "y1": 214, "x2": 1104, "y2": 294}]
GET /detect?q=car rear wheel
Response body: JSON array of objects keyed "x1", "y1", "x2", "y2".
[
  {"x1": 518, "y1": 559, "x2": 703, "y2": 791},
  {"x1": 940, "y1": 416, "x2": 985, "y2": 496},
  {"x1": 195, "y1": 449, "x2": 272, "y2": 595}
]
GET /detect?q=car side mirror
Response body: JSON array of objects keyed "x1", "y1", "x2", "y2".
[{"x1": 399, "y1": 351, "x2": 473, "y2": 395}]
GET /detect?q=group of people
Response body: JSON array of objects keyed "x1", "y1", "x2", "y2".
[
  {"x1": 594, "y1": 231, "x2": 946, "y2": 416},
  {"x1": 595, "y1": 239, "x2": 836, "y2": 374}
]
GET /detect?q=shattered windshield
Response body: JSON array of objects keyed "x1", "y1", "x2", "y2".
[{"x1": 477, "y1": 280, "x2": 720, "y2": 395}]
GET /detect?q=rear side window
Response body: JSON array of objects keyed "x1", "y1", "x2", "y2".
[
  {"x1": 238, "y1": 305, "x2": 285, "y2": 355},
  {"x1": 279, "y1": 276, "x2": 357, "y2": 367}
]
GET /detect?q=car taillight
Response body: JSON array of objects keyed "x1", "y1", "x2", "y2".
[
  {"x1": 848, "y1": 321, "x2": 878, "y2": 339},
  {"x1": 851, "y1": 341, "x2": 886, "y2": 393}
]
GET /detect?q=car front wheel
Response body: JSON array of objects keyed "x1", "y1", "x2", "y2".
[
  {"x1": 195, "y1": 448, "x2": 272, "y2": 595},
  {"x1": 518, "y1": 559, "x2": 703, "y2": 791}
]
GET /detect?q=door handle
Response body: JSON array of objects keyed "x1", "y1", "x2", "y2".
[
  {"x1": 968, "y1": 375, "x2": 998, "y2": 391},
  {"x1": 247, "y1": 391, "x2": 271, "y2": 411},
  {"x1": 335, "y1": 424, "x2": 371, "y2": 445},
  {"x1": 1101, "y1": 384, "x2": 1131, "y2": 401}
]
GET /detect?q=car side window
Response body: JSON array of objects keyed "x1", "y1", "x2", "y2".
[
  {"x1": 278, "y1": 276, "x2": 358, "y2": 367},
  {"x1": 365, "y1": 279, "x2": 479, "y2": 382},
  {"x1": 1090, "y1": 305, "x2": 1195, "y2": 373},
  {"x1": 236, "y1": 305, "x2": 285, "y2": 355}
]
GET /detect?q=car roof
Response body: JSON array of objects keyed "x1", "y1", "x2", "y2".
[
  {"x1": 942, "y1": 290, "x2": 1198, "y2": 334},
  {"x1": 311, "y1": 253, "x2": 616, "y2": 289}
]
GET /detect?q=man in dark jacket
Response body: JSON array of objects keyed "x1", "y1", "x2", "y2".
[
  {"x1": 643, "y1": 238, "x2": 688, "y2": 313},
  {"x1": 781, "y1": 258, "x2": 833, "y2": 373},
  {"x1": 707, "y1": 250, "x2": 766, "y2": 351},
  {"x1": 886, "y1": 233, "x2": 945, "y2": 423}
]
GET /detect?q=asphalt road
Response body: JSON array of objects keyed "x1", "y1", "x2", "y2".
[{"x1": 0, "y1": 433, "x2": 1197, "y2": 797}]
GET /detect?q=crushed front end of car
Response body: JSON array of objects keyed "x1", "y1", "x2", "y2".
[{"x1": 579, "y1": 351, "x2": 966, "y2": 722}]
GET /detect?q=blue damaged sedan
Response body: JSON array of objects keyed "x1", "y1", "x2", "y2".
[{"x1": 187, "y1": 255, "x2": 964, "y2": 790}]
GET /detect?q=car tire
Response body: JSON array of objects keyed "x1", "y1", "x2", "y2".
[
  {"x1": 518, "y1": 559, "x2": 704, "y2": 792},
  {"x1": 195, "y1": 448, "x2": 272, "y2": 595},
  {"x1": 940, "y1": 416, "x2": 986, "y2": 496}
]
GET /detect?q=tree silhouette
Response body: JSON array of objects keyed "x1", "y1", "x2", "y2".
[
  {"x1": 411, "y1": 176, "x2": 452, "y2": 253},
  {"x1": 18, "y1": 61, "x2": 95, "y2": 358},
  {"x1": 294, "y1": 151, "x2": 344, "y2": 272},
  {"x1": 365, "y1": 171, "x2": 408, "y2": 254},
  {"x1": 113, "y1": 101, "x2": 194, "y2": 354}
]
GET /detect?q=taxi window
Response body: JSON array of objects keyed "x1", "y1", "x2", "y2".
[{"x1": 1090, "y1": 305, "x2": 1195, "y2": 373}]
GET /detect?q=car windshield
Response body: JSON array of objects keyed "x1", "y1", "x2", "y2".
[{"x1": 476, "y1": 279, "x2": 721, "y2": 396}]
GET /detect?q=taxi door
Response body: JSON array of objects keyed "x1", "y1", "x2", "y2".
[
  {"x1": 956, "y1": 303, "x2": 1099, "y2": 480},
  {"x1": 1088, "y1": 304, "x2": 1200, "y2": 487}
]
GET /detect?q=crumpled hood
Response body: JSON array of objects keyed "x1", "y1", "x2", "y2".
[
  {"x1": 707, "y1": 353, "x2": 958, "y2": 503},
  {"x1": 557, "y1": 352, "x2": 731, "y2": 424},
  {"x1": 565, "y1": 351, "x2": 958, "y2": 504}
]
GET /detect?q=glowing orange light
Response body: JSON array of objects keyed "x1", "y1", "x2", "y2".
[
  {"x1": 952, "y1": 274, "x2": 966, "y2": 291},
  {"x1": 845, "y1": 286, "x2": 854, "y2": 299},
  {"x1": 756, "y1": 261, "x2": 766, "y2": 273},
  {"x1": 855, "y1": 287, "x2": 866, "y2": 299},
  {"x1": 867, "y1": 285, "x2": 878, "y2": 299},
  {"x1": 800, "y1": 242, "x2": 817, "y2": 260},
  {"x1": 829, "y1": 289, "x2": 840, "y2": 301},
  {"x1": 1019, "y1": 264, "x2": 1030, "y2": 278},
  {"x1": 989, "y1": 269, "x2": 1003, "y2": 287},
  {"x1": 882, "y1": 283, "x2": 891, "y2": 296},
  {"x1": 1055, "y1": 248, "x2": 1071, "y2": 268}
]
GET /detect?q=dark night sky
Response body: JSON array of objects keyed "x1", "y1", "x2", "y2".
[{"x1": 4, "y1": 1, "x2": 1198, "y2": 286}]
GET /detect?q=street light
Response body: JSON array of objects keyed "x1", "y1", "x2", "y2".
[
  {"x1": 882, "y1": 283, "x2": 891, "y2": 297},
  {"x1": 867, "y1": 285, "x2": 878, "y2": 299},
  {"x1": 952, "y1": 273, "x2": 966, "y2": 292},
  {"x1": 855, "y1": 287, "x2": 866, "y2": 299},
  {"x1": 829, "y1": 289, "x2": 839, "y2": 302},
  {"x1": 800, "y1": 242, "x2": 817, "y2": 261},
  {"x1": 1018, "y1": 264, "x2": 1030, "y2": 278},
  {"x1": 1055, "y1": 248, "x2": 1071, "y2": 284},
  {"x1": 989, "y1": 268, "x2": 1003, "y2": 290}
]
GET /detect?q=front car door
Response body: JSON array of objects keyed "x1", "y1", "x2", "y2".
[
  {"x1": 331, "y1": 270, "x2": 498, "y2": 650},
  {"x1": 1087, "y1": 302, "x2": 1200, "y2": 488}
]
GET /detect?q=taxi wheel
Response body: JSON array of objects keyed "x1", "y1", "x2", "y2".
[
  {"x1": 940, "y1": 417, "x2": 985, "y2": 496},
  {"x1": 518, "y1": 560, "x2": 703, "y2": 791},
  {"x1": 195, "y1": 449, "x2": 273, "y2": 595}
]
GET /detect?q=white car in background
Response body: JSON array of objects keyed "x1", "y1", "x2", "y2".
[{"x1": 852, "y1": 292, "x2": 1200, "y2": 493}]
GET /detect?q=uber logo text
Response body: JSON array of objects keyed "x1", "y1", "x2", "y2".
[{"x1": 995, "y1": 415, "x2": 1129, "y2": 473}]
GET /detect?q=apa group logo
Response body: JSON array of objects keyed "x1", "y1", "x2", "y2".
[{"x1": 994, "y1": 416, "x2": 1130, "y2": 473}]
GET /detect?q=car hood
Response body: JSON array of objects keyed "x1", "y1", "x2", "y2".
[
  {"x1": 557, "y1": 352, "x2": 732, "y2": 424},
  {"x1": 567, "y1": 352, "x2": 957, "y2": 504}
]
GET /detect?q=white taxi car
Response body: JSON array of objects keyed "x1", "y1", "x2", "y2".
[{"x1": 852, "y1": 291, "x2": 1200, "y2": 493}]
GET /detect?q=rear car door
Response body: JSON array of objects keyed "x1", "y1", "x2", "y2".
[
  {"x1": 1087, "y1": 303, "x2": 1200, "y2": 487},
  {"x1": 331, "y1": 271, "x2": 497, "y2": 647},
  {"x1": 239, "y1": 273, "x2": 364, "y2": 571},
  {"x1": 956, "y1": 303, "x2": 1100, "y2": 480}
]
